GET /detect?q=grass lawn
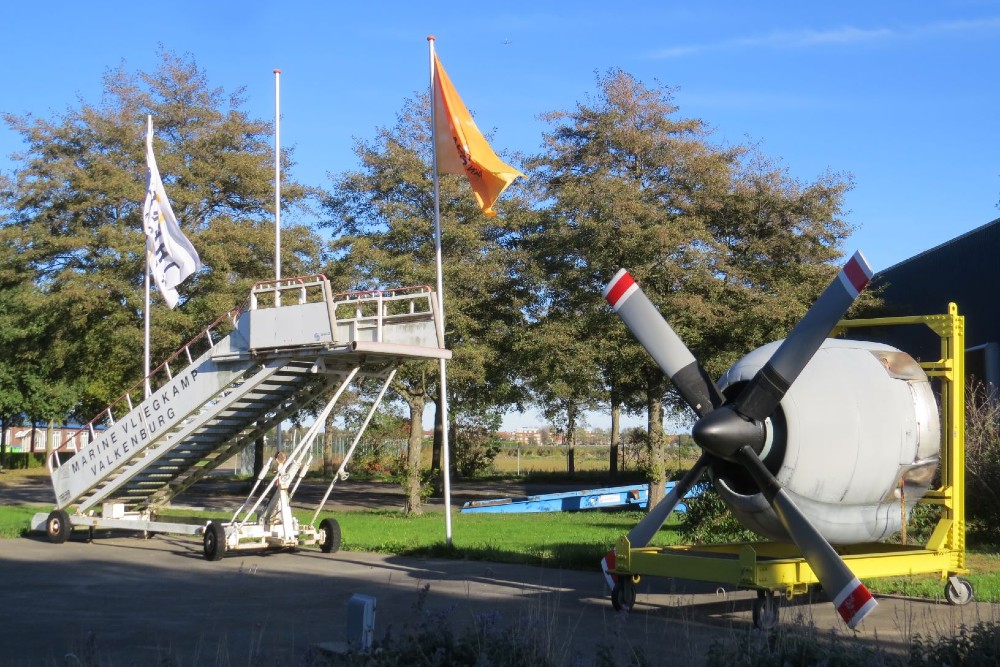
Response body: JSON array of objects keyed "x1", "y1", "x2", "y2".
[
  {"x1": 159, "y1": 506, "x2": 681, "y2": 568},
  {"x1": 864, "y1": 551, "x2": 1000, "y2": 602},
  {"x1": 0, "y1": 504, "x2": 42, "y2": 539}
]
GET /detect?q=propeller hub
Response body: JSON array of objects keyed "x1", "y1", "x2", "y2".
[{"x1": 692, "y1": 406, "x2": 766, "y2": 461}]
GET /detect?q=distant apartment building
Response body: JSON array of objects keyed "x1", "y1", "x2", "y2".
[
  {"x1": 2, "y1": 425, "x2": 89, "y2": 453},
  {"x1": 497, "y1": 428, "x2": 574, "y2": 446}
]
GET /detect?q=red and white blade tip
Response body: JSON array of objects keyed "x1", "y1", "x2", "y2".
[
  {"x1": 603, "y1": 269, "x2": 639, "y2": 311},
  {"x1": 834, "y1": 578, "x2": 877, "y2": 629},
  {"x1": 839, "y1": 250, "x2": 874, "y2": 298},
  {"x1": 600, "y1": 549, "x2": 617, "y2": 591}
]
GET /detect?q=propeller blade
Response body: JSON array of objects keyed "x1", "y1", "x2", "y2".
[
  {"x1": 736, "y1": 446, "x2": 877, "y2": 628},
  {"x1": 604, "y1": 270, "x2": 723, "y2": 417},
  {"x1": 734, "y1": 251, "x2": 873, "y2": 422},
  {"x1": 601, "y1": 454, "x2": 711, "y2": 590}
]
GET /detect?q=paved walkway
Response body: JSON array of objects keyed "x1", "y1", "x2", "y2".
[
  {"x1": 2, "y1": 534, "x2": 997, "y2": 666},
  {"x1": 4, "y1": 470, "x2": 998, "y2": 665}
]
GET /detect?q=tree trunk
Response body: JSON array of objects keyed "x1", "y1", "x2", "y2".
[
  {"x1": 46, "y1": 419, "x2": 54, "y2": 460},
  {"x1": 253, "y1": 419, "x2": 266, "y2": 480},
  {"x1": 404, "y1": 393, "x2": 426, "y2": 515},
  {"x1": 609, "y1": 400, "x2": 620, "y2": 481},
  {"x1": 566, "y1": 405, "x2": 576, "y2": 476},
  {"x1": 322, "y1": 408, "x2": 337, "y2": 476},
  {"x1": 430, "y1": 391, "x2": 444, "y2": 497},
  {"x1": 646, "y1": 369, "x2": 667, "y2": 510},
  {"x1": 1, "y1": 415, "x2": 7, "y2": 469}
]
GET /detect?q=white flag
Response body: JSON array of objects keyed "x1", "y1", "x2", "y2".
[{"x1": 143, "y1": 116, "x2": 201, "y2": 309}]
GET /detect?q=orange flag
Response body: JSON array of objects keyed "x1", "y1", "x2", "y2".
[{"x1": 432, "y1": 52, "x2": 525, "y2": 217}]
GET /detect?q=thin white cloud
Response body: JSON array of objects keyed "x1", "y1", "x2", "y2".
[{"x1": 648, "y1": 16, "x2": 1000, "y2": 59}]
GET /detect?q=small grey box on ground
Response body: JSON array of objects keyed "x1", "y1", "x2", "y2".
[{"x1": 347, "y1": 593, "x2": 376, "y2": 650}]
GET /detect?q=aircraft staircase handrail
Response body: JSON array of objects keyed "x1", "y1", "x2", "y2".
[{"x1": 46, "y1": 305, "x2": 242, "y2": 474}]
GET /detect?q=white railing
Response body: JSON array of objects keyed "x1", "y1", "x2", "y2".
[{"x1": 48, "y1": 276, "x2": 437, "y2": 474}]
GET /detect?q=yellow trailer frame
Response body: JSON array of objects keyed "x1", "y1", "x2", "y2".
[{"x1": 608, "y1": 303, "x2": 971, "y2": 626}]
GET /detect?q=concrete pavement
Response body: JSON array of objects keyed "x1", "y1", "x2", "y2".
[{"x1": 2, "y1": 532, "x2": 997, "y2": 666}]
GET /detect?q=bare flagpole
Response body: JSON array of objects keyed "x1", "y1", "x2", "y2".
[
  {"x1": 273, "y1": 68, "x2": 283, "y2": 453},
  {"x1": 427, "y1": 36, "x2": 453, "y2": 545},
  {"x1": 274, "y1": 69, "x2": 282, "y2": 285},
  {"x1": 143, "y1": 115, "x2": 153, "y2": 398},
  {"x1": 274, "y1": 69, "x2": 281, "y2": 290}
]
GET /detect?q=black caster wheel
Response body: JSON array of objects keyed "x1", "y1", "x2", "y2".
[
  {"x1": 945, "y1": 577, "x2": 974, "y2": 606},
  {"x1": 203, "y1": 521, "x2": 227, "y2": 561},
  {"x1": 611, "y1": 577, "x2": 637, "y2": 612},
  {"x1": 46, "y1": 510, "x2": 72, "y2": 544},
  {"x1": 319, "y1": 517, "x2": 341, "y2": 554},
  {"x1": 752, "y1": 590, "x2": 780, "y2": 630}
]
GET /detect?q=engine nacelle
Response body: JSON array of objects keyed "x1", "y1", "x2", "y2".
[{"x1": 711, "y1": 339, "x2": 940, "y2": 544}]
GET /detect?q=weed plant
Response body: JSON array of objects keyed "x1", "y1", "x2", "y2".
[
  {"x1": 707, "y1": 618, "x2": 1000, "y2": 667},
  {"x1": 304, "y1": 583, "x2": 647, "y2": 667}
]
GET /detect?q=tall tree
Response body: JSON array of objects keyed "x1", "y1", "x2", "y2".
[
  {"x1": 323, "y1": 93, "x2": 535, "y2": 512},
  {"x1": 528, "y1": 69, "x2": 854, "y2": 508},
  {"x1": 0, "y1": 50, "x2": 323, "y2": 422}
]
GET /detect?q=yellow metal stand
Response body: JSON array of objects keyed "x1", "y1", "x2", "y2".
[{"x1": 609, "y1": 304, "x2": 972, "y2": 624}]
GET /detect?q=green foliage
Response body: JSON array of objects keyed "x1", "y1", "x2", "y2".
[
  {"x1": 393, "y1": 463, "x2": 436, "y2": 504},
  {"x1": 678, "y1": 483, "x2": 759, "y2": 544},
  {"x1": 328, "y1": 586, "x2": 554, "y2": 667},
  {"x1": 0, "y1": 453, "x2": 46, "y2": 469},
  {"x1": 964, "y1": 380, "x2": 1000, "y2": 538},
  {"x1": 900, "y1": 502, "x2": 943, "y2": 545},
  {"x1": 706, "y1": 622, "x2": 897, "y2": 667},
  {"x1": 322, "y1": 91, "x2": 534, "y2": 437},
  {"x1": 0, "y1": 49, "x2": 323, "y2": 421},
  {"x1": 909, "y1": 622, "x2": 1000, "y2": 666},
  {"x1": 704, "y1": 619, "x2": 1000, "y2": 667},
  {"x1": 0, "y1": 504, "x2": 41, "y2": 538},
  {"x1": 620, "y1": 427, "x2": 652, "y2": 475},
  {"x1": 526, "y1": 68, "x2": 857, "y2": 493},
  {"x1": 865, "y1": 553, "x2": 1000, "y2": 603},
  {"x1": 453, "y1": 424, "x2": 503, "y2": 477},
  {"x1": 310, "y1": 583, "x2": 636, "y2": 667}
]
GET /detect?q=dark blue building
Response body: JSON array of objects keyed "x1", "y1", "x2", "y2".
[{"x1": 870, "y1": 217, "x2": 1000, "y2": 389}]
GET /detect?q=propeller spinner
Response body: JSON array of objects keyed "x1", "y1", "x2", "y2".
[{"x1": 601, "y1": 251, "x2": 876, "y2": 629}]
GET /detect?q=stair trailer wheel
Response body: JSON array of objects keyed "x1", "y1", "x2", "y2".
[
  {"x1": 319, "y1": 517, "x2": 342, "y2": 553},
  {"x1": 46, "y1": 509, "x2": 72, "y2": 544},
  {"x1": 203, "y1": 521, "x2": 227, "y2": 561}
]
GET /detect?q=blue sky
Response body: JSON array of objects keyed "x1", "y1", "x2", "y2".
[{"x1": 2, "y1": 1, "x2": 998, "y2": 429}]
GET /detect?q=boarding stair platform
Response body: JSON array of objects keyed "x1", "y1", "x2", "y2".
[{"x1": 40, "y1": 275, "x2": 450, "y2": 554}]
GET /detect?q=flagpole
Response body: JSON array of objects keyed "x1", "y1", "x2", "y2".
[
  {"x1": 428, "y1": 36, "x2": 453, "y2": 546},
  {"x1": 143, "y1": 115, "x2": 153, "y2": 398},
  {"x1": 273, "y1": 68, "x2": 283, "y2": 453},
  {"x1": 273, "y1": 69, "x2": 282, "y2": 285},
  {"x1": 144, "y1": 266, "x2": 151, "y2": 397}
]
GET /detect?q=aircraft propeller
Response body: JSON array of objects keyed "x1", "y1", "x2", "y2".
[{"x1": 600, "y1": 251, "x2": 876, "y2": 629}]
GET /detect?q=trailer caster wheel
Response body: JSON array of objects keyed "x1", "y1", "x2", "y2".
[
  {"x1": 319, "y1": 518, "x2": 341, "y2": 554},
  {"x1": 752, "y1": 590, "x2": 780, "y2": 631},
  {"x1": 46, "y1": 510, "x2": 72, "y2": 544},
  {"x1": 945, "y1": 577, "x2": 974, "y2": 606},
  {"x1": 611, "y1": 578, "x2": 636, "y2": 612},
  {"x1": 203, "y1": 522, "x2": 226, "y2": 561}
]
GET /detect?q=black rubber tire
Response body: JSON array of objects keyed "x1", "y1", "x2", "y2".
[
  {"x1": 945, "y1": 578, "x2": 975, "y2": 605},
  {"x1": 46, "y1": 510, "x2": 72, "y2": 544},
  {"x1": 319, "y1": 517, "x2": 341, "y2": 554},
  {"x1": 611, "y1": 578, "x2": 636, "y2": 612},
  {"x1": 203, "y1": 522, "x2": 226, "y2": 561},
  {"x1": 752, "y1": 590, "x2": 780, "y2": 631}
]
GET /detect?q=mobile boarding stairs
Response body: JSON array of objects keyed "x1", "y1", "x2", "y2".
[{"x1": 34, "y1": 275, "x2": 450, "y2": 560}]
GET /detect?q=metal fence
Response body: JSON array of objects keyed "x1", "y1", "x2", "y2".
[{"x1": 233, "y1": 436, "x2": 407, "y2": 476}]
